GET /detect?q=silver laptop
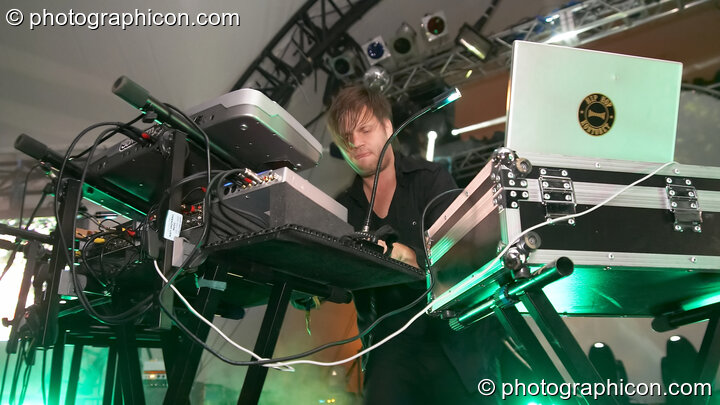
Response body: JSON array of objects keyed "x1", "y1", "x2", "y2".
[{"x1": 505, "y1": 41, "x2": 682, "y2": 163}]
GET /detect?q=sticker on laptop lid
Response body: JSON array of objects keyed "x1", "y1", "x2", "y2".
[{"x1": 578, "y1": 93, "x2": 615, "y2": 136}]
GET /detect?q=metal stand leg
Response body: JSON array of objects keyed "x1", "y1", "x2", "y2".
[
  {"x1": 6, "y1": 241, "x2": 42, "y2": 354},
  {"x1": 103, "y1": 346, "x2": 118, "y2": 405},
  {"x1": 237, "y1": 282, "x2": 292, "y2": 405},
  {"x1": 64, "y1": 344, "x2": 84, "y2": 405},
  {"x1": 163, "y1": 265, "x2": 228, "y2": 405},
  {"x1": 691, "y1": 315, "x2": 720, "y2": 405},
  {"x1": 494, "y1": 305, "x2": 566, "y2": 386},
  {"x1": 49, "y1": 330, "x2": 66, "y2": 405},
  {"x1": 520, "y1": 290, "x2": 618, "y2": 405},
  {"x1": 114, "y1": 365, "x2": 122, "y2": 405},
  {"x1": 115, "y1": 325, "x2": 145, "y2": 405}
]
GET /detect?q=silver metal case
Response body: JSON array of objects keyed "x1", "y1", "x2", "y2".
[{"x1": 427, "y1": 149, "x2": 720, "y2": 318}]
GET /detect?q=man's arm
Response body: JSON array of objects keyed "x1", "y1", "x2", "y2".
[{"x1": 377, "y1": 239, "x2": 419, "y2": 268}]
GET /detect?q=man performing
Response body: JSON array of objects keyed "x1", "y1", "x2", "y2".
[{"x1": 327, "y1": 84, "x2": 505, "y2": 404}]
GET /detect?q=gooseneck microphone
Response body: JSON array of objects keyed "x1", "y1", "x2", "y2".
[{"x1": 359, "y1": 87, "x2": 462, "y2": 235}]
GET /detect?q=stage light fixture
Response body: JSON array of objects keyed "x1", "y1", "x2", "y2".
[
  {"x1": 456, "y1": 23, "x2": 492, "y2": 60},
  {"x1": 588, "y1": 342, "x2": 627, "y2": 384},
  {"x1": 362, "y1": 36, "x2": 391, "y2": 66},
  {"x1": 421, "y1": 11, "x2": 448, "y2": 42},
  {"x1": 328, "y1": 52, "x2": 357, "y2": 78},
  {"x1": 391, "y1": 22, "x2": 418, "y2": 59},
  {"x1": 363, "y1": 65, "x2": 392, "y2": 93}
]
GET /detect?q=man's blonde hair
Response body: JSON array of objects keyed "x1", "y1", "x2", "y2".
[{"x1": 327, "y1": 85, "x2": 392, "y2": 149}]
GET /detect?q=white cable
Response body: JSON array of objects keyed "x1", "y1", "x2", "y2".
[
  {"x1": 264, "y1": 300, "x2": 435, "y2": 369},
  {"x1": 152, "y1": 260, "x2": 294, "y2": 372},
  {"x1": 266, "y1": 160, "x2": 675, "y2": 369},
  {"x1": 489, "y1": 160, "x2": 676, "y2": 273}
]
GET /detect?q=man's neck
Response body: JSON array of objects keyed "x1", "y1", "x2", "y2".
[{"x1": 362, "y1": 151, "x2": 397, "y2": 218}]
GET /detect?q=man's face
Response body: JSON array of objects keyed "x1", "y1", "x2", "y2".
[{"x1": 338, "y1": 107, "x2": 393, "y2": 177}]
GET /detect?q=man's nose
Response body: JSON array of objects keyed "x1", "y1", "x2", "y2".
[{"x1": 348, "y1": 132, "x2": 363, "y2": 148}]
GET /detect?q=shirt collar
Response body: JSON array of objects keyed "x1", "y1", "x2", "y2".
[{"x1": 346, "y1": 153, "x2": 423, "y2": 205}]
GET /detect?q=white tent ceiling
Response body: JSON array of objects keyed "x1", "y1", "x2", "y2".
[{"x1": 0, "y1": 0, "x2": 568, "y2": 156}]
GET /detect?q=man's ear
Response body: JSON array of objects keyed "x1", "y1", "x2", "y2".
[{"x1": 382, "y1": 118, "x2": 393, "y2": 139}]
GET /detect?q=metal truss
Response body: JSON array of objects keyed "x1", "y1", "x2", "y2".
[
  {"x1": 232, "y1": 0, "x2": 380, "y2": 106},
  {"x1": 383, "y1": 0, "x2": 711, "y2": 100},
  {"x1": 448, "y1": 141, "x2": 503, "y2": 186}
]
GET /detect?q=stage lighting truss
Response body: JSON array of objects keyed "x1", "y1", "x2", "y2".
[
  {"x1": 362, "y1": 36, "x2": 392, "y2": 66},
  {"x1": 234, "y1": 0, "x2": 709, "y2": 107},
  {"x1": 232, "y1": 0, "x2": 381, "y2": 106},
  {"x1": 421, "y1": 11, "x2": 449, "y2": 42},
  {"x1": 379, "y1": 0, "x2": 709, "y2": 100}
]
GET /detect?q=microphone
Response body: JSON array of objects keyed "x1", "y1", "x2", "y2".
[
  {"x1": 111, "y1": 76, "x2": 239, "y2": 167},
  {"x1": 112, "y1": 76, "x2": 174, "y2": 122},
  {"x1": 14, "y1": 134, "x2": 83, "y2": 177},
  {"x1": 359, "y1": 87, "x2": 462, "y2": 235}
]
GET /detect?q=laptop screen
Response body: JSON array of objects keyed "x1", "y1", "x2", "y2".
[{"x1": 504, "y1": 41, "x2": 682, "y2": 163}]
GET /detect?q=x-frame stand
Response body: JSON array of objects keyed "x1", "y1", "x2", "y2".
[{"x1": 455, "y1": 258, "x2": 619, "y2": 405}]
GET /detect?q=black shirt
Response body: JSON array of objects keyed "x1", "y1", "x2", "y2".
[{"x1": 336, "y1": 153, "x2": 503, "y2": 392}]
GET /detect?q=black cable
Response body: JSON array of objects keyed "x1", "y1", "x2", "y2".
[
  {"x1": 181, "y1": 186, "x2": 205, "y2": 204},
  {"x1": 98, "y1": 218, "x2": 123, "y2": 229},
  {"x1": 142, "y1": 170, "x2": 223, "y2": 250},
  {"x1": 362, "y1": 105, "x2": 435, "y2": 233},
  {"x1": 80, "y1": 230, "x2": 123, "y2": 287},
  {"x1": 156, "y1": 259, "x2": 436, "y2": 367},
  {"x1": 25, "y1": 191, "x2": 48, "y2": 231},
  {"x1": 164, "y1": 103, "x2": 212, "y2": 188},
  {"x1": 151, "y1": 166, "x2": 447, "y2": 366},
  {"x1": 71, "y1": 113, "x2": 144, "y2": 159},
  {"x1": 214, "y1": 171, "x2": 269, "y2": 229},
  {"x1": 420, "y1": 188, "x2": 463, "y2": 270},
  {"x1": 78, "y1": 211, "x2": 105, "y2": 230},
  {"x1": 18, "y1": 357, "x2": 32, "y2": 405},
  {"x1": 167, "y1": 168, "x2": 248, "y2": 272},
  {"x1": 1, "y1": 164, "x2": 45, "y2": 282},
  {"x1": 54, "y1": 123, "x2": 154, "y2": 325},
  {"x1": 17, "y1": 163, "x2": 42, "y2": 230},
  {"x1": 208, "y1": 206, "x2": 243, "y2": 236},
  {"x1": 215, "y1": 198, "x2": 264, "y2": 231},
  {"x1": 64, "y1": 127, "x2": 152, "y2": 323},
  {"x1": 195, "y1": 316, "x2": 245, "y2": 377}
]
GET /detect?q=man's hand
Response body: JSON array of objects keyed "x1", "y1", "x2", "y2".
[{"x1": 377, "y1": 240, "x2": 419, "y2": 269}]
